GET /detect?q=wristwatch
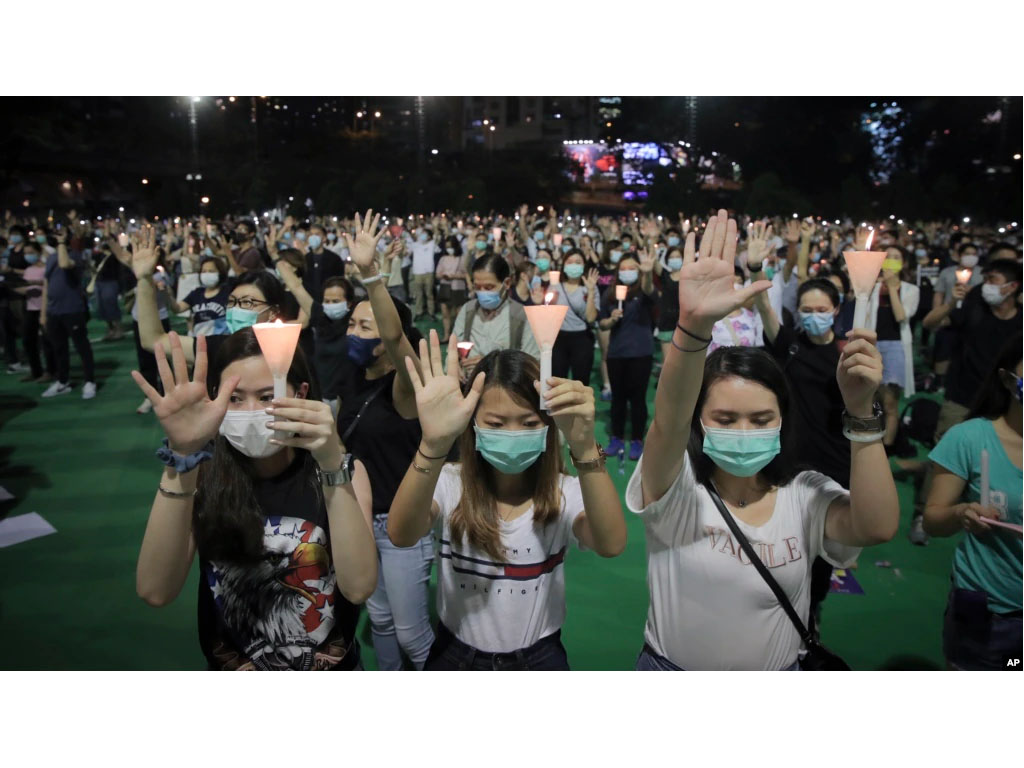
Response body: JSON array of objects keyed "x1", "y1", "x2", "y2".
[
  {"x1": 569, "y1": 444, "x2": 607, "y2": 474},
  {"x1": 748, "y1": 262, "x2": 763, "y2": 272},
  {"x1": 317, "y1": 454, "x2": 353, "y2": 487},
  {"x1": 842, "y1": 404, "x2": 884, "y2": 433}
]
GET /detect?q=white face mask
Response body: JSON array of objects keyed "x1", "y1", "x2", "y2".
[
  {"x1": 199, "y1": 272, "x2": 220, "y2": 288},
  {"x1": 981, "y1": 283, "x2": 1009, "y2": 306},
  {"x1": 218, "y1": 410, "x2": 284, "y2": 458},
  {"x1": 959, "y1": 254, "x2": 979, "y2": 268}
]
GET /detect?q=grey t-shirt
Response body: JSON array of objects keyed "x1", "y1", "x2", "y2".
[{"x1": 554, "y1": 282, "x2": 590, "y2": 333}]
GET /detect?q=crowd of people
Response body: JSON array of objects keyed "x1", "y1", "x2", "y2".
[{"x1": 1, "y1": 203, "x2": 1020, "y2": 671}]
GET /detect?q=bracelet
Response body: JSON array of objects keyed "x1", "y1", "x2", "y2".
[
  {"x1": 670, "y1": 334, "x2": 709, "y2": 354},
  {"x1": 158, "y1": 485, "x2": 197, "y2": 499},
  {"x1": 842, "y1": 428, "x2": 886, "y2": 443},
  {"x1": 411, "y1": 461, "x2": 433, "y2": 475},
  {"x1": 361, "y1": 272, "x2": 386, "y2": 285},
  {"x1": 417, "y1": 446, "x2": 447, "y2": 461},
  {"x1": 156, "y1": 438, "x2": 214, "y2": 474},
  {"x1": 676, "y1": 323, "x2": 712, "y2": 344}
]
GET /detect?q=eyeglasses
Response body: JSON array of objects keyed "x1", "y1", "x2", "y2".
[{"x1": 226, "y1": 297, "x2": 269, "y2": 311}]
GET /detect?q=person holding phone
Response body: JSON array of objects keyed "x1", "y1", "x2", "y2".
[{"x1": 924, "y1": 335, "x2": 1022, "y2": 670}]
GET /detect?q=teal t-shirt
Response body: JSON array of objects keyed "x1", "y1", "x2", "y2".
[{"x1": 929, "y1": 418, "x2": 1023, "y2": 613}]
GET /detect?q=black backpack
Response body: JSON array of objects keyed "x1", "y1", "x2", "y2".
[{"x1": 892, "y1": 396, "x2": 942, "y2": 457}]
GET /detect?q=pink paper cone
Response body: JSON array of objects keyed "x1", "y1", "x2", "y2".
[
  {"x1": 252, "y1": 320, "x2": 303, "y2": 378},
  {"x1": 524, "y1": 304, "x2": 568, "y2": 348},
  {"x1": 843, "y1": 251, "x2": 886, "y2": 296}
]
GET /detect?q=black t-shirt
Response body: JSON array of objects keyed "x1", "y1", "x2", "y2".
[
  {"x1": 946, "y1": 290, "x2": 1022, "y2": 408},
  {"x1": 600, "y1": 286, "x2": 656, "y2": 358},
  {"x1": 310, "y1": 302, "x2": 353, "y2": 400},
  {"x1": 302, "y1": 250, "x2": 346, "y2": 306},
  {"x1": 94, "y1": 249, "x2": 121, "y2": 281},
  {"x1": 196, "y1": 452, "x2": 360, "y2": 670},
  {"x1": 657, "y1": 273, "x2": 680, "y2": 331},
  {"x1": 337, "y1": 369, "x2": 421, "y2": 518},
  {"x1": 764, "y1": 324, "x2": 850, "y2": 488},
  {"x1": 875, "y1": 291, "x2": 900, "y2": 341},
  {"x1": 184, "y1": 285, "x2": 231, "y2": 336}
]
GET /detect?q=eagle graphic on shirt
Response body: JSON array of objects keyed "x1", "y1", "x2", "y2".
[{"x1": 206, "y1": 516, "x2": 337, "y2": 670}]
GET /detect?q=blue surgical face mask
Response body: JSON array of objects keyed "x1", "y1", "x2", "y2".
[
  {"x1": 561, "y1": 244, "x2": 572, "y2": 253},
  {"x1": 564, "y1": 263, "x2": 585, "y2": 279},
  {"x1": 418, "y1": 233, "x2": 429, "y2": 243},
  {"x1": 323, "y1": 301, "x2": 348, "y2": 320},
  {"x1": 701, "y1": 422, "x2": 781, "y2": 478},
  {"x1": 226, "y1": 307, "x2": 259, "y2": 334},
  {"x1": 35, "y1": 235, "x2": 48, "y2": 244},
  {"x1": 535, "y1": 258, "x2": 550, "y2": 272},
  {"x1": 533, "y1": 231, "x2": 545, "y2": 242},
  {"x1": 346, "y1": 333, "x2": 381, "y2": 368},
  {"x1": 811, "y1": 252, "x2": 822, "y2": 263},
  {"x1": 530, "y1": 276, "x2": 542, "y2": 290},
  {"x1": 610, "y1": 250, "x2": 623, "y2": 264},
  {"x1": 203, "y1": 247, "x2": 214, "y2": 257},
  {"x1": 295, "y1": 231, "x2": 307, "y2": 242},
  {"x1": 327, "y1": 232, "x2": 337, "y2": 242},
  {"x1": 476, "y1": 289, "x2": 503, "y2": 310},
  {"x1": 618, "y1": 270, "x2": 638, "y2": 285},
  {"x1": 475, "y1": 240, "x2": 487, "y2": 251},
  {"x1": 668, "y1": 236, "x2": 681, "y2": 247},
  {"x1": 10, "y1": 234, "x2": 23, "y2": 244},
  {"x1": 24, "y1": 252, "x2": 40, "y2": 265},
  {"x1": 667, "y1": 257, "x2": 684, "y2": 272},
  {"x1": 474, "y1": 423, "x2": 549, "y2": 475},
  {"x1": 799, "y1": 310, "x2": 835, "y2": 336},
  {"x1": 307, "y1": 234, "x2": 323, "y2": 249},
  {"x1": 282, "y1": 231, "x2": 293, "y2": 241}
]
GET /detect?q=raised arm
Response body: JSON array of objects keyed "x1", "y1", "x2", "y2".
[
  {"x1": 55, "y1": 231, "x2": 74, "y2": 269},
  {"x1": 638, "y1": 249, "x2": 656, "y2": 295},
  {"x1": 583, "y1": 268, "x2": 599, "y2": 323},
  {"x1": 132, "y1": 226, "x2": 195, "y2": 363},
  {"x1": 133, "y1": 334, "x2": 236, "y2": 606},
  {"x1": 640, "y1": 210, "x2": 772, "y2": 505},
  {"x1": 823, "y1": 328, "x2": 899, "y2": 545},
  {"x1": 781, "y1": 219, "x2": 800, "y2": 282},
  {"x1": 746, "y1": 222, "x2": 781, "y2": 343},
  {"x1": 345, "y1": 209, "x2": 421, "y2": 420},
  {"x1": 276, "y1": 259, "x2": 316, "y2": 319},
  {"x1": 387, "y1": 330, "x2": 486, "y2": 547}
]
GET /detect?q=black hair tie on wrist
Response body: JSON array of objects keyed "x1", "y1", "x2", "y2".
[{"x1": 676, "y1": 323, "x2": 712, "y2": 344}]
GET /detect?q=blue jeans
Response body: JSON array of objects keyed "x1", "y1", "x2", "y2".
[
  {"x1": 367, "y1": 515, "x2": 435, "y2": 670},
  {"x1": 636, "y1": 644, "x2": 800, "y2": 671},
  {"x1": 943, "y1": 588, "x2": 1023, "y2": 671},
  {"x1": 424, "y1": 622, "x2": 570, "y2": 670}
]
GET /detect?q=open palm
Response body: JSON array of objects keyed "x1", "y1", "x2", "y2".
[
  {"x1": 405, "y1": 330, "x2": 485, "y2": 452},
  {"x1": 678, "y1": 210, "x2": 772, "y2": 326},
  {"x1": 130, "y1": 226, "x2": 158, "y2": 279},
  {"x1": 131, "y1": 333, "x2": 237, "y2": 455},
  {"x1": 343, "y1": 209, "x2": 385, "y2": 271}
]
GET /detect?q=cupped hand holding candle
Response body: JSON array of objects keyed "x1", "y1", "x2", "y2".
[
  {"x1": 843, "y1": 229, "x2": 885, "y2": 331},
  {"x1": 615, "y1": 284, "x2": 628, "y2": 311},
  {"x1": 955, "y1": 268, "x2": 972, "y2": 308},
  {"x1": 524, "y1": 294, "x2": 569, "y2": 410}
]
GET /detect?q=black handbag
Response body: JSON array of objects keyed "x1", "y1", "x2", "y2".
[{"x1": 707, "y1": 484, "x2": 851, "y2": 671}]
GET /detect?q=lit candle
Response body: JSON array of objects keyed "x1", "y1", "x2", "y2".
[
  {"x1": 456, "y1": 341, "x2": 475, "y2": 360},
  {"x1": 553, "y1": 233, "x2": 563, "y2": 247},
  {"x1": 252, "y1": 319, "x2": 303, "y2": 406},
  {"x1": 524, "y1": 293, "x2": 568, "y2": 410},
  {"x1": 548, "y1": 270, "x2": 561, "y2": 285},
  {"x1": 980, "y1": 449, "x2": 990, "y2": 509},
  {"x1": 492, "y1": 226, "x2": 502, "y2": 243},
  {"x1": 616, "y1": 284, "x2": 628, "y2": 311},
  {"x1": 955, "y1": 268, "x2": 972, "y2": 308},
  {"x1": 843, "y1": 230, "x2": 885, "y2": 331}
]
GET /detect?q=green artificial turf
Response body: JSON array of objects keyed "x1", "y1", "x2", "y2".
[{"x1": 0, "y1": 314, "x2": 959, "y2": 670}]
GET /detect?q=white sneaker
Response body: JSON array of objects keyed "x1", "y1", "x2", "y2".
[
  {"x1": 82, "y1": 382, "x2": 97, "y2": 400},
  {"x1": 6, "y1": 362, "x2": 29, "y2": 374},
  {"x1": 136, "y1": 398, "x2": 153, "y2": 414},
  {"x1": 42, "y1": 381, "x2": 73, "y2": 398}
]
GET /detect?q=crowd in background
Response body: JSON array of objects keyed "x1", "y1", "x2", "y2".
[{"x1": 1, "y1": 202, "x2": 1020, "y2": 672}]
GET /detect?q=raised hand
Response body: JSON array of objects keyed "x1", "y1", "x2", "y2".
[
  {"x1": 638, "y1": 249, "x2": 655, "y2": 273},
  {"x1": 799, "y1": 219, "x2": 815, "y2": 242},
  {"x1": 854, "y1": 225, "x2": 873, "y2": 250},
  {"x1": 677, "y1": 209, "x2": 772, "y2": 332},
  {"x1": 583, "y1": 267, "x2": 599, "y2": 294},
  {"x1": 344, "y1": 209, "x2": 386, "y2": 275},
  {"x1": 131, "y1": 333, "x2": 239, "y2": 455},
  {"x1": 837, "y1": 328, "x2": 883, "y2": 416},
  {"x1": 404, "y1": 330, "x2": 486, "y2": 455},
  {"x1": 266, "y1": 397, "x2": 345, "y2": 471},
  {"x1": 783, "y1": 219, "x2": 801, "y2": 244},
  {"x1": 266, "y1": 222, "x2": 279, "y2": 254},
  {"x1": 130, "y1": 225, "x2": 158, "y2": 279},
  {"x1": 538, "y1": 378, "x2": 596, "y2": 455},
  {"x1": 745, "y1": 220, "x2": 774, "y2": 269}
]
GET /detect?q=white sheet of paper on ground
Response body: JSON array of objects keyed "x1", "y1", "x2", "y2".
[
  {"x1": 0, "y1": 485, "x2": 15, "y2": 502},
  {"x1": 0, "y1": 512, "x2": 57, "y2": 548}
]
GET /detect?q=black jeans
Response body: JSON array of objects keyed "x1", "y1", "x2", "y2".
[
  {"x1": 606, "y1": 355, "x2": 653, "y2": 440},
  {"x1": 424, "y1": 622, "x2": 570, "y2": 670},
  {"x1": 2, "y1": 298, "x2": 23, "y2": 364},
  {"x1": 133, "y1": 318, "x2": 171, "y2": 395},
  {"x1": 943, "y1": 588, "x2": 1023, "y2": 671},
  {"x1": 23, "y1": 309, "x2": 55, "y2": 379},
  {"x1": 552, "y1": 329, "x2": 594, "y2": 386},
  {"x1": 48, "y1": 312, "x2": 95, "y2": 384}
]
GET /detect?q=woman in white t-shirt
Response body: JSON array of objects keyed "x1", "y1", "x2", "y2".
[
  {"x1": 388, "y1": 331, "x2": 627, "y2": 670},
  {"x1": 627, "y1": 209, "x2": 900, "y2": 671}
]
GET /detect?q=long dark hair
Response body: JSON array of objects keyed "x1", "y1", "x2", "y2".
[
  {"x1": 968, "y1": 333, "x2": 1022, "y2": 421},
  {"x1": 229, "y1": 269, "x2": 299, "y2": 321},
  {"x1": 687, "y1": 346, "x2": 800, "y2": 489},
  {"x1": 452, "y1": 349, "x2": 564, "y2": 562},
  {"x1": 193, "y1": 328, "x2": 321, "y2": 562}
]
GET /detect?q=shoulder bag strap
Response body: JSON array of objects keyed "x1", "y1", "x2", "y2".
[
  {"x1": 706, "y1": 483, "x2": 814, "y2": 647},
  {"x1": 341, "y1": 379, "x2": 389, "y2": 445}
]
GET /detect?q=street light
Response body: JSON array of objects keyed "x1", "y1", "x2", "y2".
[
  {"x1": 200, "y1": 196, "x2": 210, "y2": 205},
  {"x1": 141, "y1": 178, "x2": 149, "y2": 185}
]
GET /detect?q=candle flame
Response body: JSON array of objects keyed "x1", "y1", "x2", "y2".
[
  {"x1": 544, "y1": 292, "x2": 555, "y2": 305},
  {"x1": 956, "y1": 268, "x2": 972, "y2": 284},
  {"x1": 274, "y1": 318, "x2": 284, "y2": 325},
  {"x1": 865, "y1": 229, "x2": 875, "y2": 251}
]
